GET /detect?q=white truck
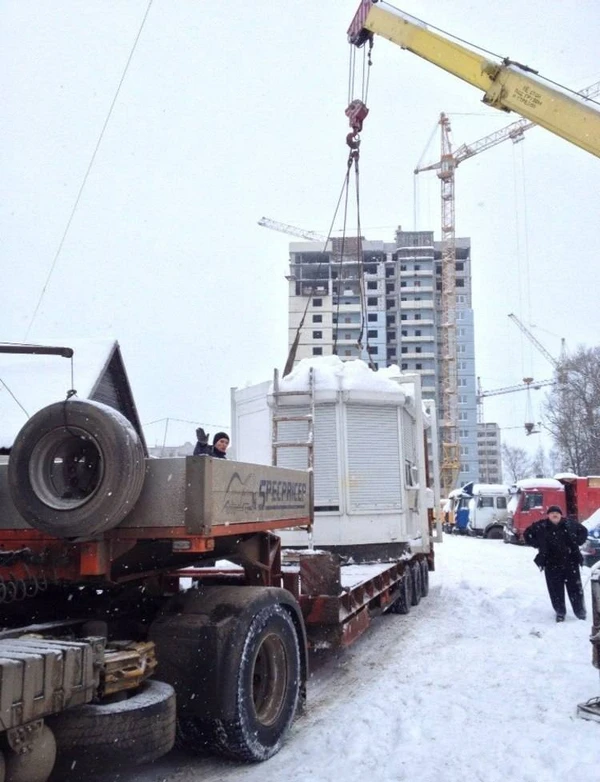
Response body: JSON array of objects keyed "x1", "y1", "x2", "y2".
[{"x1": 461, "y1": 482, "x2": 510, "y2": 539}]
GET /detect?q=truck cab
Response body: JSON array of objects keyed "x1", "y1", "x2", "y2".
[
  {"x1": 464, "y1": 483, "x2": 510, "y2": 538},
  {"x1": 504, "y1": 478, "x2": 565, "y2": 543}
]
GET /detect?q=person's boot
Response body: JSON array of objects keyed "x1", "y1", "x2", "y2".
[
  {"x1": 576, "y1": 610, "x2": 587, "y2": 620},
  {"x1": 556, "y1": 614, "x2": 565, "y2": 622}
]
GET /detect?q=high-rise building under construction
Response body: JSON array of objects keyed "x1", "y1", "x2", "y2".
[{"x1": 286, "y1": 227, "x2": 479, "y2": 487}]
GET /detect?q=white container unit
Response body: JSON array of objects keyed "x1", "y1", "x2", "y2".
[{"x1": 231, "y1": 357, "x2": 437, "y2": 559}]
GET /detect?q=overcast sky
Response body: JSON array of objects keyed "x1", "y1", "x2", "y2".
[{"x1": 2, "y1": 0, "x2": 599, "y2": 454}]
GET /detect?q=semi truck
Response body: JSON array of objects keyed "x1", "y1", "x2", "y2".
[
  {"x1": 503, "y1": 475, "x2": 600, "y2": 544},
  {"x1": 0, "y1": 343, "x2": 437, "y2": 781}
]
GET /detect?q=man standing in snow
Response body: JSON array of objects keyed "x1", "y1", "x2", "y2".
[{"x1": 524, "y1": 505, "x2": 588, "y2": 622}]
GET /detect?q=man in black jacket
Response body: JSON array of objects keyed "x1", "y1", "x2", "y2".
[
  {"x1": 524, "y1": 505, "x2": 588, "y2": 622},
  {"x1": 193, "y1": 428, "x2": 229, "y2": 459}
]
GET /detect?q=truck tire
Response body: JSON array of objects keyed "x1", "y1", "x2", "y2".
[
  {"x1": 178, "y1": 602, "x2": 301, "y2": 762},
  {"x1": 47, "y1": 680, "x2": 175, "y2": 775},
  {"x1": 390, "y1": 569, "x2": 412, "y2": 614},
  {"x1": 484, "y1": 525, "x2": 504, "y2": 540},
  {"x1": 8, "y1": 399, "x2": 146, "y2": 538},
  {"x1": 419, "y1": 558, "x2": 430, "y2": 597},
  {"x1": 410, "y1": 561, "x2": 422, "y2": 606}
]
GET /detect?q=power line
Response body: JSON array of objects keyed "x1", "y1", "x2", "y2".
[{"x1": 24, "y1": 0, "x2": 155, "y2": 339}]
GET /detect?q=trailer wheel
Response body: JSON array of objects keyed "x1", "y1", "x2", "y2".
[
  {"x1": 8, "y1": 399, "x2": 146, "y2": 538},
  {"x1": 410, "y1": 561, "x2": 422, "y2": 606},
  {"x1": 48, "y1": 680, "x2": 175, "y2": 775},
  {"x1": 419, "y1": 559, "x2": 430, "y2": 597},
  {"x1": 390, "y1": 569, "x2": 412, "y2": 614},
  {"x1": 179, "y1": 603, "x2": 301, "y2": 762}
]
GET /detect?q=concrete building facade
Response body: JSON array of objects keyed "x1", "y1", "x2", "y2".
[
  {"x1": 286, "y1": 228, "x2": 480, "y2": 487},
  {"x1": 477, "y1": 422, "x2": 503, "y2": 484}
]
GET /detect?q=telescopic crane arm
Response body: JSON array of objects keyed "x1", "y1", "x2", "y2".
[{"x1": 348, "y1": 1, "x2": 600, "y2": 159}]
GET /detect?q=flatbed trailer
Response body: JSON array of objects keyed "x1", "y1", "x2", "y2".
[{"x1": 0, "y1": 403, "x2": 431, "y2": 782}]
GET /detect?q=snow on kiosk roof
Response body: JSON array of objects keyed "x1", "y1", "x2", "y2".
[{"x1": 0, "y1": 339, "x2": 146, "y2": 453}]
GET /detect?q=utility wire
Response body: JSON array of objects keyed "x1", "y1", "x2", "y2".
[{"x1": 24, "y1": 0, "x2": 155, "y2": 340}]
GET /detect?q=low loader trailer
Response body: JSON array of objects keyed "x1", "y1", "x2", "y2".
[{"x1": 0, "y1": 350, "x2": 434, "y2": 780}]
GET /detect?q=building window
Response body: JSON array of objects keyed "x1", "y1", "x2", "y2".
[
  {"x1": 414, "y1": 280, "x2": 421, "y2": 287},
  {"x1": 414, "y1": 314, "x2": 421, "y2": 320},
  {"x1": 367, "y1": 297, "x2": 378, "y2": 306},
  {"x1": 344, "y1": 350, "x2": 351, "y2": 356},
  {"x1": 459, "y1": 411, "x2": 468, "y2": 421},
  {"x1": 458, "y1": 377, "x2": 467, "y2": 386},
  {"x1": 387, "y1": 315, "x2": 396, "y2": 325},
  {"x1": 389, "y1": 348, "x2": 396, "y2": 357},
  {"x1": 456, "y1": 261, "x2": 464, "y2": 271},
  {"x1": 387, "y1": 331, "x2": 395, "y2": 341},
  {"x1": 368, "y1": 346, "x2": 378, "y2": 354},
  {"x1": 345, "y1": 333, "x2": 352, "y2": 339},
  {"x1": 367, "y1": 281, "x2": 378, "y2": 290},
  {"x1": 415, "y1": 347, "x2": 421, "y2": 353},
  {"x1": 415, "y1": 329, "x2": 421, "y2": 336},
  {"x1": 313, "y1": 331, "x2": 322, "y2": 339},
  {"x1": 386, "y1": 267, "x2": 394, "y2": 278},
  {"x1": 415, "y1": 363, "x2": 422, "y2": 369},
  {"x1": 456, "y1": 279, "x2": 465, "y2": 288},
  {"x1": 401, "y1": 347, "x2": 408, "y2": 354},
  {"x1": 313, "y1": 298, "x2": 322, "y2": 307},
  {"x1": 367, "y1": 329, "x2": 377, "y2": 338},
  {"x1": 414, "y1": 264, "x2": 420, "y2": 271},
  {"x1": 400, "y1": 264, "x2": 407, "y2": 271},
  {"x1": 401, "y1": 329, "x2": 407, "y2": 337},
  {"x1": 368, "y1": 313, "x2": 377, "y2": 322},
  {"x1": 401, "y1": 314, "x2": 407, "y2": 321},
  {"x1": 313, "y1": 347, "x2": 323, "y2": 355},
  {"x1": 312, "y1": 314, "x2": 322, "y2": 323},
  {"x1": 400, "y1": 281, "x2": 407, "y2": 288},
  {"x1": 460, "y1": 463, "x2": 470, "y2": 472},
  {"x1": 401, "y1": 363, "x2": 408, "y2": 370},
  {"x1": 386, "y1": 283, "x2": 395, "y2": 294},
  {"x1": 344, "y1": 317, "x2": 352, "y2": 323}
]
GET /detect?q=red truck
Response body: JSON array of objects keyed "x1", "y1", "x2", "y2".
[
  {"x1": 503, "y1": 474, "x2": 600, "y2": 544},
  {"x1": 0, "y1": 342, "x2": 436, "y2": 781}
]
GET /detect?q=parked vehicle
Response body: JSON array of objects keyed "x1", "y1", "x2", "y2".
[
  {"x1": 0, "y1": 346, "x2": 438, "y2": 781},
  {"x1": 504, "y1": 475, "x2": 600, "y2": 544},
  {"x1": 461, "y1": 482, "x2": 510, "y2": 538}
]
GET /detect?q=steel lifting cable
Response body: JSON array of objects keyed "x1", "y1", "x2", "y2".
[{"x1": 285, "y1": 39, "x2": 372, "y2": 374}]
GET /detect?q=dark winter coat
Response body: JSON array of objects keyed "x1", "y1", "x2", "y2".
[
  {"x1": 192, "y1": 442, "x2": 226, "y2": 459},
  {"x1": 523, "y1": 517, "x2": 587, "y2": 570}
]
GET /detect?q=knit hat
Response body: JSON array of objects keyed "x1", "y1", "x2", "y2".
[
  {"x1": 212, "y1": 431, "x2": 230, "y2": 445},
  {"x1": 547, "y1": 505, "x2": 563, "y2": 515}
]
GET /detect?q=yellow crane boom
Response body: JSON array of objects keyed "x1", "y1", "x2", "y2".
[{"x1": 348, "y1": 1, "x2": 600, "y2": 158}]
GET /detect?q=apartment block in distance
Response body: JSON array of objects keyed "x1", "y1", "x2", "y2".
[
  {"x1": 477, "y1": 422, "x2": 503, "y2": 483},
  {"x1": 286, "y1": 227, "x2": 480, "y2": 487}
]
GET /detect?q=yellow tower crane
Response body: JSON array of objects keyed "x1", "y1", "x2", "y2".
[{"x1": 347, "y1": 0, "x2": 600, "y2": 495}]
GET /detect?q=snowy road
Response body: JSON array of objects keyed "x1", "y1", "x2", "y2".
[{"x1": 80, "y1": 538, "x2": 600, "y2": 782}]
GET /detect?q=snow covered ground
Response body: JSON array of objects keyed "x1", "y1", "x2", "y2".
[{"x1": 88, "y1": 537, "x2": 600, "y2": 782}]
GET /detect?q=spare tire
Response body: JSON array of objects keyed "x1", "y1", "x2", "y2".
[{"x1": 8, "y1": 399, "x2": 146, "y2": 538}]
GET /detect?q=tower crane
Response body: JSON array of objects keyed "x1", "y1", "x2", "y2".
[
  {"x1": 413, "y1": 81, "x2": 598, "y2": 495},
  {"x1": 257, "y1": 217, "x2": 328, "y2": 244},
  {"x1": 348, "y1": 0, "x2": 600, "y2": 494},
  {"x1": 476, "y1": 376, "x2": 554, "y2": 424}
]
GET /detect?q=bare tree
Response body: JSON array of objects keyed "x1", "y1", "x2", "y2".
[
  {"x1": 502, "y1": 443, "x2": 531, "y2": 482},
  {"x1": 544, "y1": 346, "x2": 600, "y2": 475},
  {"x1": 530, "y1": 445, "x2": 548, "y2": 478}
]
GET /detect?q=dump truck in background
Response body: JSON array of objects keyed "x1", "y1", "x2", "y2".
[
  {"x1": 504, "y1": 475, "x2": 600, "y2": 544},
  {"x1": 0, "y1": 345, "x2": 439, "y2": 781}
]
